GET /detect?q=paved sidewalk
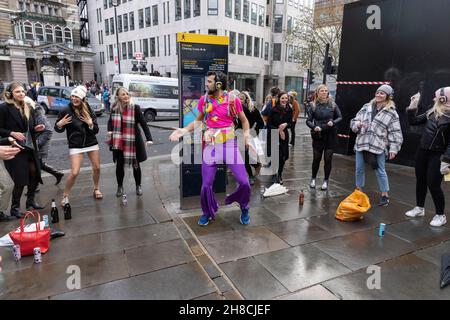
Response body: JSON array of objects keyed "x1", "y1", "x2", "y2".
[{"x1": 1, "y1": 132, "x2": 450, "y2": 299}]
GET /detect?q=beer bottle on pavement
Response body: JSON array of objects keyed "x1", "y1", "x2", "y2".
[
  {"x1": 299, "y1": 190, "x2": 305, "y2": 205},
  {"x1": 50, "y1": 199, "x2": 59, "y2": 223},
  {"x1": 63, "y1": 197, "x2": 72, "y2": 220}
]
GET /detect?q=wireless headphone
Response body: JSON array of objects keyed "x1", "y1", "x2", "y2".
[
  {"x1": 4, "y1": 85, "x2": 13, "y2": 99},
  {"x1": 439, "y1": 88, "x2": 448, "y2": 104},
  {"x1": 210, "y1": 71, "x2": 226, "y2": 91}
]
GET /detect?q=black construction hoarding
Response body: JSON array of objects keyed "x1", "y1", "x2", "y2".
[
  {"x1": 177, "y1": 33, "x2": 229, "y2": 204},
  {"x1": 335, "y1": 0, "x2": 450, "y2": 166}
]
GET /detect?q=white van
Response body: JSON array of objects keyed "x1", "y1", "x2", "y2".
[{"x1": 111, "y1": 74, "x2": 179, "y2": 122}]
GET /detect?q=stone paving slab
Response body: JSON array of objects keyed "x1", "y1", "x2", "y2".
[
  {"x1": 254, "y1": 245, "x2": 352, "y2": 292},
  {"x1": 414, "y1": 240, "x2": 450, "y2": 266},
  {"x1": 386, "y1": 219, "x2": 450, "y2": 248},
  {"x1": 51, "y1": 262, "x2": 216, "y2": 300},
  {"x1": 219, "y1": 257, "x2": 289, "y2": 300},
  {"x1": 312, "y1": 229, "x2": 418, "y2": 271},
  {"x1": 276, "y1": 285, "x2": 339, "y2": 300},
  {"x1": 322, "y1": 254, "x2": 450, "y2": 300},
  {"x1": 198, "y1": 226, "x2": 290, "y2": 264}
]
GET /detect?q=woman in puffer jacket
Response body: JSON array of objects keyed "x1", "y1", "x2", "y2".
[{"x1": 405, "y1": 87, "x2": 450, "y2": 227}]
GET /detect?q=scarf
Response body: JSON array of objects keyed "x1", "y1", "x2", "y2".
[{"x1": 111, "y1": 103, "x2": 137, "y2": 167}]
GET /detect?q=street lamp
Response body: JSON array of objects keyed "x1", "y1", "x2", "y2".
[
  {"x1": 57, "y1": 51, "x2": 68, "y2": 87},
  {"x1": 42, "y1": 50, "x2": 50, "y2": 65},
  {"x1": 111, "y1": 0, "x2": 121, "y2": 74},
  {"x1": 139, "y1": 59, "x2": 148, "y2": 74}
]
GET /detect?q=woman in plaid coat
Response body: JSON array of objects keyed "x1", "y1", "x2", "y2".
[
  {"x1": 108, "y1": 87, "x2": 153, "y2": 198},
  {"x1": 350, "y1": 85, "x2": 403, "y2": 206}
]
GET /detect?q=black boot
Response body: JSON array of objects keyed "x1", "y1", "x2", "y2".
[
  {"x1": 41, "y1": 162, "x2": 64, "y2": 185},
  {"x1": 0, "y1": 212, "x2": 15, "y2": 222},
  {"x1": 26, "y1": 182, "x2": 44, "y2": 210},
  {"x1": 136, "y1": 185, "x2": 143, "y2": 196},
  {"x1": 116, "y1": 186, "x2": 124, "y2": 197},
  {"x1": 10, "y1": 186, "x2": 24, "y2": 219}
]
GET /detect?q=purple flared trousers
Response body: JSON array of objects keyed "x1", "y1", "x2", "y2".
[{"x1": 201, "y1": 139, "x2": 251, "y2": 219}]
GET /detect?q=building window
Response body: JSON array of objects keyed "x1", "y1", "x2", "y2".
[
  {"x1": 264, "y1": 42, "x2": 269, "y2": 60},
  {"x1": 104, "y1": 0, "x2": 108, "y2": 10},
  {"x1": 225, "y1": 0, "x2": 232, "y2": 17},
  {"x1": 258, "y1": 6, "x2": 265, "y2": 27},
  {"x1": 238, "y1": 33, "x2": 244, "y2": 55},
  {"x1": 167, "y1": 1, "x2": 170, "y2": 23},
  {"x1": 168, "y1": 34, "x2": 171, "y2": 56},
  {"x1": 243, "y1": 0, "x2": 249, "y2": 22},
  {"x1": 273, "y1": 43, "x2": 281, "y2": 61},
  {"x1": 194, "y1": 0, "x2": 200, "y2": 16},
  {"x1": 208, "y1": 29, "x2": 218, "y2": 35},
  {"x1": 109, "y1": 44, "x2": 114, "y2": 61},
  {"x1": 143, "y1": 38, "x2": 149, "y2": 58},
  {"x1": 110, "y1": 17, "x2": 115, "y2": 34},
  {"x1": 208, "y1": 0, "x2": 218, "y2": 15},
  {"x1": 145, "y1": 7, "x2": 151, "y2": 27},
  {"x1": 23, "y1": 21, "x2": 33, "y2": 40},
  {"x1": 254, "y1": 37, "x2": 260, "y2": 58},
  {"x1": 273, "y1": 14, "x2": 283, "y2": 33},
  {"x1": 118, "y1": 15, "x2": 122, "y2": 33},
  {"x1": 138, "y1": 9, "x2": 144, "y2": 28},
  {"x1": 229, "y1": 31, "x2": 236, "y2": 54},
  {"x1": 122, "y1": 42, "x2": 127, "y2": 60},
  {"x1": 251, "y1": 3, "x2": 257, "y2": 25},
  {"x1": 288, "y1": 45, "x2": 293, "y2": 62},
  {"x1": 184, "y1": 0, "x2": 191, "y2": 19},
  {"x1": 55, "y1": 26, "x2": 63, "y2": 43},
  {"x1": 150, "y1": 37, "x2": 156, "y2": 57},
  {"x1": 175, "y1": 0, "x2": 182, "y2": 20},
  {"x1": 105, "y1": 19, "x2": 109, "y2": 36},
  {"x1": 246, "y1": 35, "x2": 252, "y2": 56},
  {"x1": 123, "y1": 13, "x2": 129, "y2": 32},
  {"x1": 128, "y1": 41, "x2": 133, "y2": 59},
  {"x1": 35, "y1": 23, "x2": 44, "y2": 41},
  {"x1": 152, "y1": 5, "x2": 159, "y2": 25},
  {"x1": 287, "y1": 16, "x2": 292, "y2": 33},
  {"x1": 64, "y1": 27, "x2": 72, "y2": 44},
  {"x1": 235, "y1": 0, "x2": 241, "y2": 20},
  {"x1": 164, "y1": 35, "x2": 167, "y2": 56},
  {"x1": 157, "y1": 37, "x2": 160, "y2": 56},
  {"x1": 129, "y1": 12, "x2": 135, "y2": 30},
  {"x1": 45, "y1": 25, "x2": 53, "y2": 42}
]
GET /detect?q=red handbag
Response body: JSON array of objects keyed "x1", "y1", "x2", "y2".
[{"x1": 9, "y1": 210, "x2": 51, "y2": 256}]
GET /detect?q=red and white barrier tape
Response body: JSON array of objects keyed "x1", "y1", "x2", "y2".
[
  {"x1": 337, "y1": 134, "x2": 351, "y2": 139},
  {"x1": 336, "y1": 81, "x2": 392, "y2": 85}
]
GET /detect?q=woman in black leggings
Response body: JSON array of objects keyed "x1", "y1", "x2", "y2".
[
  {"x1": 405, "y1": 87, "x2": 450, "y2": 227},
  {"x1": 108, "y1": 87, "x2": 153, "y2": 197},
  {"x1": 306, "y1": 85, "x2": 342, "y2": 190}
]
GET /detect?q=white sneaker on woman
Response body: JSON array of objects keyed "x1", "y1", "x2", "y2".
[
  {"x1": 405, "y1": 207, "x2": 425, "y2": 218},
  {"x1": 310, "y1": 179, "x2": 316, "y2": 189},
  {"x1": 430, "y1": 215, "x2": 447, "y2": 227}
]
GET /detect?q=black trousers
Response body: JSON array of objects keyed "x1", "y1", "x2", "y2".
[
  {"x1": 115, "y1": 151, "x2": 142, "y2": 187},
  {"x1": 415, "y1": 148, "x2": 445, "y2": 215},
  {"x1": 312, "y1": 145, "x2": 334, "y2": 180},
  {"x1": 244, "y1": 147, "x2": 261, "y2": 178},
  {"x1": 290, "y1": 121, "x2": 296, "y2": 146},
  {"x1": 12, "y1": 155, "x2": 38, "y2": 211}
]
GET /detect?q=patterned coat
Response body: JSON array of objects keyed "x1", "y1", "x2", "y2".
[{"x1": 350, "y1": 102, "x2": 403, "y2": 155}]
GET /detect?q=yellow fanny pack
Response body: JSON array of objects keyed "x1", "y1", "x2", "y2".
[{"x1": 203, "y1": 127, "x2": 235, "y2": 145}]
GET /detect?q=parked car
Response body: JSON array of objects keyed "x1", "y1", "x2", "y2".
[
  {"x1": 111, "y1": 74, "x2": 179, "y2": 122},
  {"x1": 37, "y1": 86, "x2": 105, "y2": 116}
]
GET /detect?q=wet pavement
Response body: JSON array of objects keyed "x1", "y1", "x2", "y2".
[{"x1": 1, "y1": 126, "x2": 450, "y2": 300}]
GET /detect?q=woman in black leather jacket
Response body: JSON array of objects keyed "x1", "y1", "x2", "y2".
[
  {"x1": 261, "y1": 91, "x2": 293, "y2": 185},
  {"x1": 306, "y1": 85, "x2": 342, "y2": 190},
  {"x1": 405, "y1": 87, "x2": 450, "y2": 227},
  {"x1": 55, "y1": 86, "x2": 102, "y2": 207}
]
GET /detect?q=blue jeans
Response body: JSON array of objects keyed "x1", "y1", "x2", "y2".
[{"x1": 355, "y1": 151, "x2": 390, "y2": 193}]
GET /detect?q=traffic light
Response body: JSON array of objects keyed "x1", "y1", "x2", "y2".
[
  {"x1": 323, "y1": 55, "x2": 333, "y2": 74},
  {"x1": 309, "y1": 70, "x2": 315, "y2": 85}
]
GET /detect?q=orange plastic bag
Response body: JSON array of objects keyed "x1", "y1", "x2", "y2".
[{"x1": 335, "y1": 189, "x2": 371, "y2": 222}]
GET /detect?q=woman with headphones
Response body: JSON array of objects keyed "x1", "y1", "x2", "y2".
[
  {"x1": 0, "y1": 82, "x2": 45, "y2": 218},
  {"x1": 350, "y1": 85, "x2": 403, "y2": 207},
  {"x1": 107, "y1": 87, "x2": 153, "y2": 198},
  {"x1": 55, "y1": 85, "x2": 102, "y2": 209},
  {"x1": 404, "y1": 87, "x2": 450, "y2": 227},
  {"x1": 306, "y1": 84, "x2": 342, "y2": 191}
]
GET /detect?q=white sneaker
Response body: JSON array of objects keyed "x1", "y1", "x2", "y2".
[
  {"x1": 310, "y1": 179, "x2": 316, "y2": 189},
  {"x1": 321, "y1": 180, "x2": 328, "y2": 190},
  {"x1": 430, "y1": 215, "x2": 447, "y2": 227},
  {"x1": 405, "y1": 207, "x2": 425, "y2": 218}
]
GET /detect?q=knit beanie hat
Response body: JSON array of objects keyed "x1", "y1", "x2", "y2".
[
  {"x1": 376, "y1": 84, "x2": 394, "y2": 97},
  {"x1": 435, "y1": 87, "x2": 450, "y2": 107},
  {"x1": 71, "y1": 85, "x2": 87, "y2": 100}
]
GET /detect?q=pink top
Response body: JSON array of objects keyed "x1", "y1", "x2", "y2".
[{"x1": 197, "y1": 94, "x2": 243, "y2": 128}]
